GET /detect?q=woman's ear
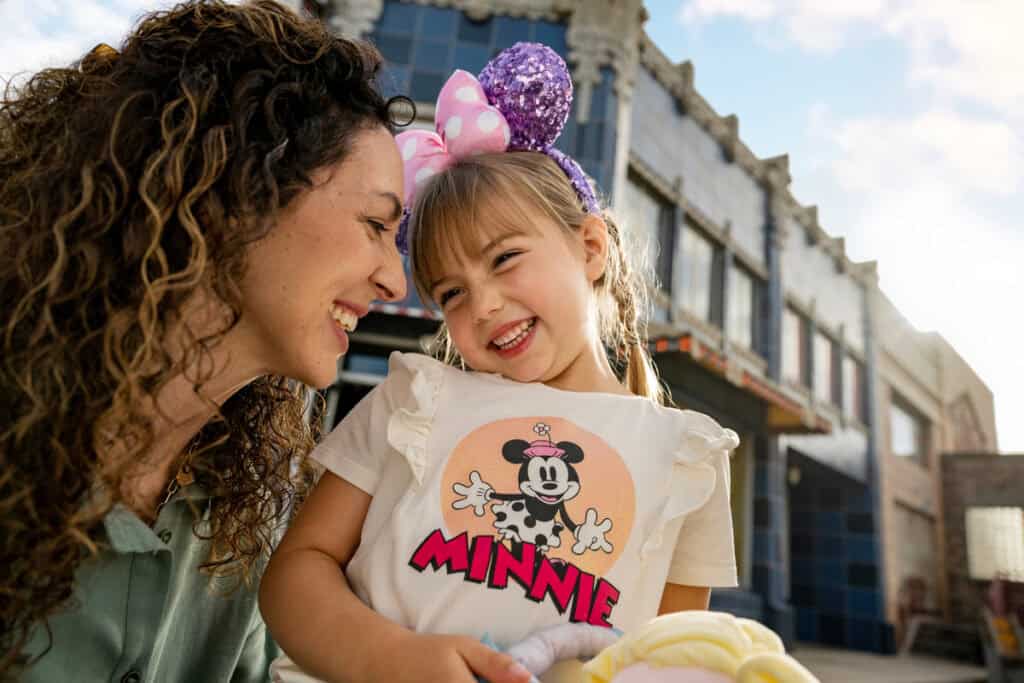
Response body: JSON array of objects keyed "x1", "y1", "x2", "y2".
[{"x1": 579, "y1": 214, "x2": 609, "y2": 284}]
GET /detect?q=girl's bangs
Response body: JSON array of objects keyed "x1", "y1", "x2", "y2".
[{"x1": 411, "y1": 164, "x2": 548, "y2": 304}]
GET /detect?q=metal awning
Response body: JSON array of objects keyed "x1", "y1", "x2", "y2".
[{"x1": 650, "y1": 333, "x2": 832, "y2": 434}]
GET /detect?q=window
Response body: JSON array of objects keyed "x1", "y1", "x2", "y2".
[
  {"x1": 843, "y1": 355, "x2": 865, "y2": 422},
  {"x1": 727, "y1": 265, "x2": 755, "y2": 349},
  {"x1": 622, "y1": 174, "x2": 675, "y2": 323},
  {"x1": 782, "y1": 307, "x2": 806, "y2": 386},
  {"x1": 966, "y1": 507, "x2": 1024, "y2": 582},
  {"x1": 813, "y1": 331, "x2": 835, "y2": 405},
  {"x1": 891, "y1": 396, "x2": 929, "y2": 465},
  {"x1": 677, "y1": 224, "x2": 715, "y2": 323},
  {"x1": 622, "y1": 174, "x2": 672, "y2": 289}
]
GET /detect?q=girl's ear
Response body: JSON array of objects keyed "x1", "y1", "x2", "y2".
[{"x1": 579, "y1": 214, "x2": 609, "y2": 284}]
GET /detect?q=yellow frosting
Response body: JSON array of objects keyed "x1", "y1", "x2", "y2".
[{"x1": 581, "y1": 611, "x2": 818, "y2": 683}]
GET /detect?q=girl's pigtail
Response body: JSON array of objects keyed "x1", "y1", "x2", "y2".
[{"x1": 601, "y1": 211, "x2": 667, "y2": 405}]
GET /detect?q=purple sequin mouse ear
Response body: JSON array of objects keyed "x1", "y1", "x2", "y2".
[
  {"x1": 478, "y1": 42, "x2": 600, "y2": 214},
  {"x1": 478, "y1": 42, "x2": 573, "y2": 153}
]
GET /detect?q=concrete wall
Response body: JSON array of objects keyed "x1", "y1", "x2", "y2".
[
  {"x1": 933, "y1": 334, "x2": 999, "y2": 453},
  {"x1": 630, "y1": 68, "x2": 766, "y2": 269},
  {"x1": 873, "y1": 291, "x2": 947, "y2": 630},
  {"x1": 781, "y1": 215, "x2": 866, "y2": 355}
]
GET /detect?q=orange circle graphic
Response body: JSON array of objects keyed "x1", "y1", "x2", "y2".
[{"x1": 441, "y1": 416, "x2": 635, "y2": 577}]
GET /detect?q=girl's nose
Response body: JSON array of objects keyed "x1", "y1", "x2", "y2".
[{"x1": 472, "y1": 285, "x2": 504, "y2": 323}]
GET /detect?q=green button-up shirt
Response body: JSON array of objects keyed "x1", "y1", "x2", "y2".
[{"x1": 24, "y1": 484, "x2": 278, "y2": 683}]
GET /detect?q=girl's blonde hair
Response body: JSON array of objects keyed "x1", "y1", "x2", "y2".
[{"x1": 409, "y1": 151, "x2": 665, "y2": 404}]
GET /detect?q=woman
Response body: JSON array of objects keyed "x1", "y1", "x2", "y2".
[{"x1": 0, "y1": 2, "x2": 481, "y2": 681}]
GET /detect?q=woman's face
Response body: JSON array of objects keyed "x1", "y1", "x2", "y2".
[{"x1": 236, "y1": 126, "x2": 406, "y2": 389}]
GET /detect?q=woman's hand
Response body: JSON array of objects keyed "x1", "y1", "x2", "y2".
[{"x1": 364, "y1": 631, "x2": 532, "y2": 683}]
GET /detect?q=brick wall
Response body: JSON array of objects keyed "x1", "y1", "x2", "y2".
[{"x1": 943, "y1": 453, "x2": 1024, "y2": 624}]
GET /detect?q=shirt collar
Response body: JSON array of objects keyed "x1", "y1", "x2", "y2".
[{"x1": 102, "y1": 482, "x2": 211, "y2": 554}]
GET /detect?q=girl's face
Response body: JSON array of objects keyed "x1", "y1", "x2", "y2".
[
  {"x1": 235, "y1": 126, "x2": 407, "y2": 389},
  {"x1": 429, "y1": 207, "x2": 608, "y2": 390}
]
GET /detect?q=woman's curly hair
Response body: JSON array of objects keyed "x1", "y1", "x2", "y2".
[{"x1": 0, "y1": 0, "x2": 408, "y2": 674}]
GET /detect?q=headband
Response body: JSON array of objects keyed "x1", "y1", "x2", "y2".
[{"x1": 394, "y1": 42, "x2": 599, "y2": 255}]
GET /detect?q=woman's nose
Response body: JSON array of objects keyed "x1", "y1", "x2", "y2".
[{"x1": 373, "y1": 247, "x2": 408, "y2": 303}]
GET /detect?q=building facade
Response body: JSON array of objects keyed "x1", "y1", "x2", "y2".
[
  {"x1": 870, "y1": 293, "x2": 1000, "y2": 644},
  {"x1": 311, "y1": 0, "x2": 996, "y2": 654}
]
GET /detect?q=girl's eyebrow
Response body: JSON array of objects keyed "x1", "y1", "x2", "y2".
[
  {"x1": 480, "y1": 231, "x2": 526, "y2": 254},
  {"x1": 428, "y1": 231, "x2": 528, "y2": 291},
  {"x1": 429, "y1": 274, "x2": 455, "y2": 294}
]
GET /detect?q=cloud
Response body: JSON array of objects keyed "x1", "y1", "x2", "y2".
[
  {"x1": 1, "y1": 0, "x2": 202, "y2": 86},
  {"x1": 680, "y1": 0, "x2": 889, "y2": 52},
  {"x1": 678, "y1": 0, "x2": 1024, "y2": 119},
  {"x1": 831, "y1": 110, "x2": 1024, "y2": 197},
  {"x1": 888, "y1": 1, "x2": 1024, "y2": 121}
]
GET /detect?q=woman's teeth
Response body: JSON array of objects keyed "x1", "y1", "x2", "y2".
[
  {"x1": 493, "y1": 319, "x2": 535, "y2": 349},
  {"x1": 331, "y1": 304, "x2": 358, "y2": 332}
]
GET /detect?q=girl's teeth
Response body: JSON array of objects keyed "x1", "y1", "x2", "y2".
[{"x1": 495, "y1": 319, "x2": 534, "y2": 349}]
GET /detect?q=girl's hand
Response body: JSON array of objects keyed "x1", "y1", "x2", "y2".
[{"x1": 366, "y1": 632, "x2": 532, "y2": 683}]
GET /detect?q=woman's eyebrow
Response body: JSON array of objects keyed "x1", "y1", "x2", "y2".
[{"x1": 373, "y1": 191, "x2": 403, "y2": 221}]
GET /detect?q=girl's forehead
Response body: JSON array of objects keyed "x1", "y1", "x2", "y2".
[{"x1": 434, "y1": 202, "x2": 556, "y2": 265}]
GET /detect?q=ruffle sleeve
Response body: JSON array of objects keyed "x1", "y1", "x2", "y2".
[
  {"x1": 384, "y1": 352, "x2": 445, "y2": 486},
  {"x1": 312, "y1": 352, "x2": 445, "y2": 494},
  {"x1": 640, "y1": 410, "x2": 740, "y2": 560}
]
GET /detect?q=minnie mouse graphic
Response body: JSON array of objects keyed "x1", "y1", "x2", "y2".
[{"x1": 452, "y1": 422, "x2": 613, "y2": 556}]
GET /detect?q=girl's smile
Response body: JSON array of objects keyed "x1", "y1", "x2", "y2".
[{"x1": 489, "y1": 317, "x2": 537, "y2": 357}]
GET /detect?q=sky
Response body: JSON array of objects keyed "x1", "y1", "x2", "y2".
[{"x1": 2, "y1": 0, "x2": 1021, "y2": 452}]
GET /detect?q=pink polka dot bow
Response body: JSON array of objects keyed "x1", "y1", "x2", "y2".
[
  {"x1": 395, "y1": 70, "x2": 511, "y2": 209},
  {"x1": 392, "y1": 42, "x2": 600, "y2": 255}
]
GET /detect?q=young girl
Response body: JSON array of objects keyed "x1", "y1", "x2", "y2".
[{"x1": 259, "y1": 44, "x2": 739, "y2": 683}]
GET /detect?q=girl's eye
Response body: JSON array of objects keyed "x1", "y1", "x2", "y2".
[
  {"x1": 366, "y1": 219, "x2": 388, "y2": 235},
  {"x1": 494, "y1": 250, "x2": 521, "y2": 268},
  {"x1": 438, "y1": 287, "x2": 463, "y2": 306}
]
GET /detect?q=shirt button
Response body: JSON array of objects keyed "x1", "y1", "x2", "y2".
[
  {"x1": 121, "y1": 669, "x2": 142, "y2": 683},
  {"x1": 157, "y1": 529, "x2": 172, "y2": 544}
]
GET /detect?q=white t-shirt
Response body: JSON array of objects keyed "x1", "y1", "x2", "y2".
[{"x1": 272, "y1": 352, "x2": 738, "y2": 681}]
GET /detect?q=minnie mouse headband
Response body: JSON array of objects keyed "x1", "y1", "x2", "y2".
[{"x1": 394, "y1": 42, "x2": 599, "y2": 254}]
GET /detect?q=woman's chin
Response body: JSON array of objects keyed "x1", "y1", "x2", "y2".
[
  {"x1": 290, "y1": 353, "x2": 341, "y2": 390},
  {"x1": 310, "y1": 364, "x2": 341, "y2": 390}
]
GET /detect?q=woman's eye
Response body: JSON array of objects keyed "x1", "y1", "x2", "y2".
[{"x1": 367, "y1": 219, "x2": 388, "y2": 235}]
